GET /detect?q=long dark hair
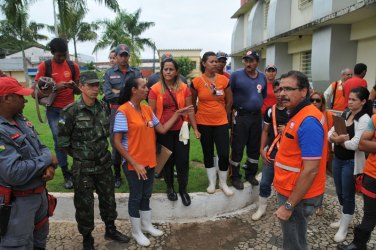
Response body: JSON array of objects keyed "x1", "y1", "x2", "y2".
[
  {"x1": 200, "y1": 51, "x2": 216, "y2": 73},
  {"x1": 349, "y1": 86, "x2": 372, "y2": 120},
  {"x1": 118, "y1": 77, "x2": 141, "y2": 105},
  {"x1": 159, "y1": 58, "x2": 182, "y2": 93}
]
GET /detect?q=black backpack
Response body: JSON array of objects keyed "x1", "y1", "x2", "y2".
[{"x1": 44, "y1": 59, "x2": 76, "y2": 80}]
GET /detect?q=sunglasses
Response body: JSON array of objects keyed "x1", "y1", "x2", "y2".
[{"x1": 310, "y1": 98, "x2": 322, "y2": 103}]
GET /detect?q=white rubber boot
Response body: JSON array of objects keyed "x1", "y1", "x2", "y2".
[
  {"x1": 252, "y1": 196, "x2": 268, "y2": 221},
  {"x1": 130, "y1": 217, "x2": 150, "y2": 247},
  {"x1": 330, "y1": 206, "x2": 343, "y2": 228},
  {"x1": 140, "y1": 210, "x2": 163, "y2": 237},
  {"x1": 334, "y1": 213, "x2": 353, "y2": 242},
  {"x1": 206, "y1": 167, "x2": 217, "y2": 194},
  {"x1": 218, "y1": 170, "x2": 234, "y2": 196}
]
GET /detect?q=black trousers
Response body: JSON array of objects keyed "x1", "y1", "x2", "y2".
[
  {"x1": 230, "y1": 112, "x2": 262, "y2": 180},
  {"x1": 359, "y1": 174, "x2": 376, "y2": 232},
  {"x1": 157, "y1": 130, "x2": 189, "y2": 190},
  {"x1": 197, "y1": 124, "x2": 229, "y2": 171}
]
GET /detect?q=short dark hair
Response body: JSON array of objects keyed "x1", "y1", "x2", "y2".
[
  {"x1": 354, "y1": 63, "x2": 367, "y2": 75},
  {"x1": 280, "y1": 70, "x2": 310, "y2": 97},
  {"x1": 48, "y1": 38, "x2": 68, "y2": 54},
  {"x1": 200, "y1": 51, "x2": 216, "y2": 73},
  {"x1": 272, "y1": 79, "x2": 280, "y2": 88}
]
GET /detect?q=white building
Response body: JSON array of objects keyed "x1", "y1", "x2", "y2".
[{"x1": 231, "y1": 0, "x2": 376, "y2": 90}]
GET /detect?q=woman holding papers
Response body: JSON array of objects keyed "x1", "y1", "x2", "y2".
[
  {"x1": 148, "y1": 58, "x2": 200, "y2": 206},
  {"x1": 328, "y1": 86, "x2": 371, "y2": 243}
]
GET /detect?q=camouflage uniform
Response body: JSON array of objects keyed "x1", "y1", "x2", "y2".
[{"x1": 57, "y1": 97, "x2": 117, "y2": 236}]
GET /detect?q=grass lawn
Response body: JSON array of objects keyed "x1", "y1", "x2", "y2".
[{"x1": 23, "y1": 96, "x2": 259, "y2": 193}]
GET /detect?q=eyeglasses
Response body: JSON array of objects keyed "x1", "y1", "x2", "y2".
[
  {"x1": 345, "y1": 73, "x2": 353, "y2": 77},
  {"x1": 277, "y1": 87, "x2": 300, "y2": 92},
  {"x1": 310, "y1": 98, "x2": 322, "y2": 103}
]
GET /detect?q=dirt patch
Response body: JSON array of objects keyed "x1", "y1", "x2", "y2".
[{"x1": 164, "y1": 217, "x2": 257, "y2": 250}]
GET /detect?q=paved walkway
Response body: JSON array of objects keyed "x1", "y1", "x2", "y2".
[{"x1": 47, "y1": 177, "x2": 376, "y2": 249}]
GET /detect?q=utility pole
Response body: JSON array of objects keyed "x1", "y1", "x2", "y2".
[
  {"x1": 53, "y1": 0, "x2": 59, "y2": 37},
  {"x1": 152, "y1": 42, "x2": 156, "y2": 73}
]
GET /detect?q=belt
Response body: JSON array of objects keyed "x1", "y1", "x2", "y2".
[
  {"x1": 110, "y1": 104, "x2": 119, "y2": 109},
  {"x1": 236, "y1": 109, "x2": 260, "y2": 116},
  {"x1": 12, "y1": 185, "x2": 45, "y2": 197},
  {"x1": 75, "y1": 151, "x2": 111, "y2": 169}
]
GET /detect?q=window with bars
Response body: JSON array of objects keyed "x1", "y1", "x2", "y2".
[
  {"x1": 300, "y1": 51, "x2": 312, "y2": 81},
  {"x1": 299, "y1": 0, "x2": 312, "y2": 9},
  {"x1": 264, "y1": 0, "x2": 270, "y2": 29}
]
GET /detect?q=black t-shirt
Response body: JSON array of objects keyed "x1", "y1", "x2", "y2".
[
  {"x1": 264, "y1": 105, "x2": 289, "y2": 147},
  {"x1": 334, "y1": 122, "x2": 355, "y2": 160}
]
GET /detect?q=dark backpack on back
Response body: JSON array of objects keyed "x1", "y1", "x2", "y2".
[{"x1": 44, "y1": 59, "x2": 76, "y2": 80}]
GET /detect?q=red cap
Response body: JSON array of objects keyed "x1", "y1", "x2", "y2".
[{"x1": 0, "y1": 77, "x2": 33, "y2": 96}]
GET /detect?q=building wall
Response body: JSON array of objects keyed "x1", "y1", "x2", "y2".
[
  {"x1": 247, "y1": 1, "x2": 264, "y2": 46},
  {"x1": 290, "y1": 0, "x2": 313, "y2": 29},
  {"x1": 267, "y1": 0, "x2": 291, "y2": 38},
  {"x1": 357, "y1": 37, "x2": 376, "y2": 86},
  {"x1": 3, "y1": 71, "x2": 26, "y2": 83}
]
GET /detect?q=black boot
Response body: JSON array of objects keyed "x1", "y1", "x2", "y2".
[
  {"x1": 104, "y1": 222, "x2": 130, "y2": 243},
  {"x1": 166, "y1": 186, "x2": 178, "y2": 201},
  {"x1": 337, "y1": 226, "x2": 371, "y2": 250},
  {"x1": 243, "y1": 162, "x2": 259, "y2": 186},
  {"x1": 231, "y1": 178, "x2": 244, "y2": 190},
  {"x1": 246, "y1": 175, "x2": 259, "y2": 186},
  {"x1": 83, "y1": 233, "x2": 95, "y2": 250},
  {"x1": 33, "y1": 247, "x2": 45, "y2": 250},
  {"x1": 61, "y1": 166, "x2": 73, "y2": 189},
  {"x1": 179, "y1": 187, "x2": 191, "y2": 206}
]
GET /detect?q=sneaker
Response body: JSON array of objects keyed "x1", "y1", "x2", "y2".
[
  {"x1": 231, "y1": 179, "x2": 244, "y2": 190},
  {"x1": 64, "y1": 177, "x2": 73, "y2": 189},
  {"x1": 114, "y1": 176, "x2": 121, "y2": 188}
]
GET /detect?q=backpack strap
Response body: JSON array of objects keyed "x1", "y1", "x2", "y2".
[
  {"x1": 331, "y1": 81, "x2": 339, "y2": 109},
  {"x1": 66, "y1": 60, "x2": 76, "y2": 81},
  {"x1": 44, "y1": 59, "x2": 52, "y2": 78}
]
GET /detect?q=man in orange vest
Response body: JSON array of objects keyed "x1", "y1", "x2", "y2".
[
  {"x1": 323, "y1": 68, "x2": 353, "y2": 111},
  {"x1": 273, "y1": 71, "x2": 328, "y2": 250}
]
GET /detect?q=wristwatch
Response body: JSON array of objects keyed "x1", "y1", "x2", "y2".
[{"x1": 284, "y1": 201, "x2": 294, "y2": 211}]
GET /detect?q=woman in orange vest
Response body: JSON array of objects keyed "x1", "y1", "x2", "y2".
[
  {"x1": 148, "y1": 58, "x2": 200, "y2": 206},
  {"x1": 191, "y1": 51, "x2": 234, "y2": 196},
  {"x1": 113, "y1": 77, "x2": 192, "y2": 247},
  {"x1": 310, "y1": 91, "x2": 334, "y2": 216},
  {"x1": 338, "y1": 111, "x2": 376, "y2": 249},
  {"x1": 328, "y1": 86, "x2": 371, "y2": 243}
]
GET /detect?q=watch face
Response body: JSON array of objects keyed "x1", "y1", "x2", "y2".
[{"x1": 285, "y1": 202, "x2": 293, "y2": 210}]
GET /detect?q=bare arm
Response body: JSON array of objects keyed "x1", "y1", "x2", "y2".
[
  {"x1": 154, "y1": 106, "x2": 194, "y2": 134},
  {"x1": 224, "y1": 87, "x2": 233, "y2": 115},
  {"x1": 260, "y1": 123, "x2": 271, "y2": 164},
  {"x1": 190, "y1": 87, "x2": 198, "y2": 113},
  {"x1": 359, "y1": 130, "x2": 376, "y2": 153},
  {"x1": 186, "y1": 96, "x2": 200, "y2": 139},
  {"x1": 148, "y1": 98, "x2": 157, "y2": 113}
]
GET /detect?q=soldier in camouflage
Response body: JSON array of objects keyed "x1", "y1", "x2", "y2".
[{"x1": 57, "y1": 71, "x2": 129, "y2": 250}]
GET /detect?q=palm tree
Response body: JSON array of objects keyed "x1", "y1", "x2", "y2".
[
  {"x1": 0, "y1": 4, "x2": 47, "y2": 85},
  {"x1": 94, "y1": 9, "x2": 155, "y2": 66},
  {"x1": 48, "y1": 7, "x2": 99, "y2": 62}
]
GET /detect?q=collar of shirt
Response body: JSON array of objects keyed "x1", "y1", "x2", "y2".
[
  {"x1": 113, "y1": 64, "x2": 134, "y2": 73},
  {"x1": 77, "y1": 97, "x2": 101, "y2": 113}
]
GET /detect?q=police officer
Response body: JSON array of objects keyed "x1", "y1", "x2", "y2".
[
  {"x1": 229, "y1": 50, "x2": 267, "y2": 190},
  {"x1": 103, "y1": 44, "x2": 142, "y2": 188},
  {"x1": 58, "y1": 71, "x2": 129, "y2": 250},
  {"x1": 0, "y1": 77, "x2": 57, "y2": 249}
]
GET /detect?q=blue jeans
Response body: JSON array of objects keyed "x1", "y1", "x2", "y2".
[
  {"x1": 259, "y1": 160, "x2": 274, "y2": 198},
  {"x1": 123, "y1": 163, "x2": 155, "y2": 218},
  {"x1": 277, "y1": 193, "x2": 322, "y2": 250},
  {"x1": 332, "y1": 156, "x2": 355, "y2": 214},
  {"x1": 46, "y1": 106, "x2": 67, "y2": 168}
]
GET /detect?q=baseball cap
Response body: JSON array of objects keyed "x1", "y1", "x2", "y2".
[
  {"x1": 115, "y1": 44, "x2": 130, "y2": 55},
  {"x1": 242, "y1": 50, "x2": 259, "y2": 60},
  {"x1": 216, "y1": 51, "x2": 228, "y2": 60},
  {"x1": 265, "y1": 64, "x2": 277, "y2": 71},
  {"x1": 0, "y1": 77, "x2": 33, "y2": 96},
  {"x1": 79, "y1": 71, "x2": 100, "y2": 84},
  {"x1": 161, "y1": 53, "x2": 174, "y2": 62}
]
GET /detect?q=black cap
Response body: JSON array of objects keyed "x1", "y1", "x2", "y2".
[
  {"x1": 79, "y1": 71, "x2": 99, "y2": 84},
  {"x1": 115, "y1": 44, "x2": 130, "y2": 55},
  {"x1": 242, "y1": 50, "x2": 259, "y2": 60}
]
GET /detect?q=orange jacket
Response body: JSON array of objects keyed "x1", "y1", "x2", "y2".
[
  {"x1": 274, "y1": 104, "x2": 328, "y2": 199},
  {"x1": 117, "y1": 102, "x2": 157, "y2": 171},
  {"x1": 150, "y1": 82, "x2": 188, "y2": 121},
  {"x1": 364, "y1": 115, "x2": 376, "y2": 179},
  {"x1": 330, "y1": 81, "x2": 346, "y2": 111}
]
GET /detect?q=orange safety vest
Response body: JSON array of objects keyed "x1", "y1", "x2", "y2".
[
  {"x1": 150, "y1": 82, "x2": 188, "y2": 121},
  {"x1": 117, "y1": 102, "x2": 157, "y2": 171},
  {"x1": 274, "y1": 104, "x2": 328, "y2": 199},
  {"x1": 330, "y1": 80, "x2": 346, "y2": 111},
  {"x1": 363, "y1": 115, "x2": 376, "y2": 179}
]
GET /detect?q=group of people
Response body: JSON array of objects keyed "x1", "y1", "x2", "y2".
[{"x1": 0, "y1": 35, "x2": 375, "y2": 250}]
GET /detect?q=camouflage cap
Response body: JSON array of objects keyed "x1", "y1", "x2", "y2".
[{"x1": 79, "y1": 71, "x2": 99, "y2": 84}]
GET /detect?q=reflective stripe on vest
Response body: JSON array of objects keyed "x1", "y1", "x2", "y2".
[{"x1": 275, "y1": 162, "x2": 301, "y2": 173}]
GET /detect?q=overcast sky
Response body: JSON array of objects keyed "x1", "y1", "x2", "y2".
[{"x1": 26, "y1": 0, "x2": 240, "y2": 62}]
